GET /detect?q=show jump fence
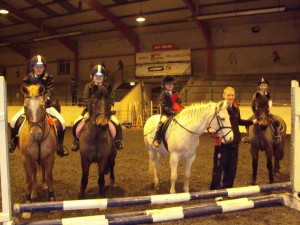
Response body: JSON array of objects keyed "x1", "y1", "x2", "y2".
[{"x1": 1, "y1": 77, "x2": 300, "y2": 225}]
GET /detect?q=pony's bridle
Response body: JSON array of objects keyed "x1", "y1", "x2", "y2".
[
  {"x1": 207, "y1": 107, "x2": 232, "y2": 140},
  {"x1": 172, "y1": 106, "x2": 232, "y2": 139},
  {"x1": 24, "y1": 96, "x2": 49, "y2": 142}
]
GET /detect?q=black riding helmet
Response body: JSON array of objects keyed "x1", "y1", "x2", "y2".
[
  {"x1": 161, "y1": 75, "x2": 176, "y2": 86},
  {"x1": 257, "y1": 77, "x2": 269, "y2": 86},
  {"x1": 30, "y1": 55, "x2": 47, "y2": 68},
  {"x1": 91, "y1": 64, "x2": 106, "y2": 77}
]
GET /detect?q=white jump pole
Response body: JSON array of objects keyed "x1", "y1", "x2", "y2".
[{"x1": 0, "y1": 77, "x2": 13, "y2": 225}]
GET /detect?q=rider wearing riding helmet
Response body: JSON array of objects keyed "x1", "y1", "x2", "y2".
[
  {"x1": 153, "y1": 75, "x2": 184, "y2": 148},
  {"x1": 242, "y1": 78, "x2": 281, "y2": 144},
  {"x1": 257, "y1": 78, "x2": 281, "y2": 144},
  {"x1": 9, "y1": 54, "x2": 69, "y2": 157},
  {"x1": 70, "y1": 64, "x2": 124, "y2": 151}
]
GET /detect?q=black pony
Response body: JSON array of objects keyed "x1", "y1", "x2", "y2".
[
  {"x1": 78, "y1": 85, "x2": 116, "y2": 198},
  {"x1": 248, "y1": 91, "x2": 286, "y2": 184}
]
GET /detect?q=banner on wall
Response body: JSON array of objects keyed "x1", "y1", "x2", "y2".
[
  {"x1": 136, "y1": 49, "x2": 191, "y2": 77},
  {"x1": 136, "y1": 62, "x2": 191, "y2": 77}
]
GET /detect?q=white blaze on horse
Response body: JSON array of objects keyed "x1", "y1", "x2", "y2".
[{"x1": 144, "y1": 100, "x2": 233, "y2": 194}]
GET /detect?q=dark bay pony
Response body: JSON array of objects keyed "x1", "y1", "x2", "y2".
[
  {"x1": 78, "y1": 85, "x2": 116, "y2": 198},
  {"x1": 248, "y1": 92, "x2": 286, "y2": 184},
  {"x1": 19, "y1": 85, "x2": 57, "y2": 204}
]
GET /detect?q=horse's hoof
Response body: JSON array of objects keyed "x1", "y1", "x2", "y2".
[
  {"x1": 169, "y1": 189, "x2": 176, "y2": 194},
  {"x1": 31, "y1": 193, "x2": 37, "y2": 199},
  {"x1": 183, "y1": 188, "x2": 189, "y2": 193},
  {"x1": 41, "y1": 183, "x2": 48, "y2": 190},
  {"x1": 22, "y1": 212, "x2": 31, "y2": 219},
  {"x1": 78, "y1": 193, "x2": 85, "y2": 199},
  {"x1": 251, "y1": 180, "x2": 256, "y2": 185}
]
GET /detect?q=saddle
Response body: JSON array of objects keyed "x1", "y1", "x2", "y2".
[
  {"x1": 75, "y1": 119, "x2": 116, "y2": 139},
  {"x1": 16, "y1": 114, "x2": 60, "y2": 137},
  {"x1": 160, "y1": 115, "x2": 175, "y2": 151}
]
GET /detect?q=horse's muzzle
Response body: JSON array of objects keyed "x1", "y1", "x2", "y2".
[
  {"x1": 30, "y1": 127, "x2": 42, "y2": 140},
  {"x1": 259, "y1": 120, "x2": 268, "y2": 130}
]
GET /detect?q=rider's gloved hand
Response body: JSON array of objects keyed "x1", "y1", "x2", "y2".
[{"x1": 45, "y1": 97, "x2": 51, "y2": 108}]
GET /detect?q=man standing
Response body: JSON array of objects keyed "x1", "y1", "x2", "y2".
[{"x1": 71, "y1": 78, "x2": 78, "y2": 106}]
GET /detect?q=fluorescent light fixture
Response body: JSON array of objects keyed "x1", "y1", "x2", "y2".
[
  {"x1": 136, "y1": 13, "x2": 146, "y2": 22},
  {"x1": 0, "y1": 42, "x2": 10, "y2": 47},
  {"x1": 0, "y1": 9, "x2": 9, "y2": 14},
  {"x1": 32, "y1": 31, "x2": 82, "y2": 42},
  {"x1": 130, "y1": 82, "x2": 135, "y2": 86},
  {"x1": 0, "y1": 3, "x2": 9, "y2": 14},
  {"x1": 196, "y1": 6, "x2": 285, "y2": 20}
]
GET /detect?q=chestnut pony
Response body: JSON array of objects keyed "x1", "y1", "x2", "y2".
[{"x1": 19, "y1": 84, "x2": 57, "y2": 202}]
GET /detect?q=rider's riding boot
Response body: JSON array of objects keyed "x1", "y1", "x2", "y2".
[
  {"x1": 71, "y1": 138, "x2": 79, "y2": 152},
  {"x1": 8, "y1": 127, "x2": 18, "y2": 153},
  {"x1": 57, "y1": 129, "x2": 69, "y2": 157},
  {"x1": 71, "y1": 120, "x2": 80, "y2": 151},
  {"x1": 114, "y1": 124, "x2": 124, "y2": 150},
  {"x1": 8, "y1": 116, "x2": 25, "y2": 153},
  {"x1": 153, "y1": 122, "x2": 163, "y2": 148}
]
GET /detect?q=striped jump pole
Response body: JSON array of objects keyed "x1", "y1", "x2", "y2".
[
  {"x1": 16, "y1": 194, "x2": 284, "y2": 225},
  {"x1": 13, "y1": 182, "x2": 291, "y2": 213}
]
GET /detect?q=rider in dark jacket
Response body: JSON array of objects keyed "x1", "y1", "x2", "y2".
[
  {"x1": 70, "y1": 64, "x2": 124, "y2": 151},
  {"x1": 9, "y1": 55, "x2": 68, "y2": 157},
  {"x1": 153, "y1": 75, "x2": 183, "y2": 148}
]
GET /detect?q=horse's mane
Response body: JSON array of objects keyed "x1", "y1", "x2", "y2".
[
  {"x1": 176, "y1": 102, "x2": 216, "y2": 121},
  {"x1": 88, "y1": 85, "x2": 109, "y2": 117}
]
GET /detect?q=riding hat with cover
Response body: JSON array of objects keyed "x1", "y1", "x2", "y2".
[
  {"x1": 162, "y1": 75, "x2": 176, "y2": 85},
  {"x1": 258, "y1": 77, "x2": 269, "y2": 86},
  {"x1": 30, "y1": 55, "x2": 47, "y2": 68},
  {"x1": 92, "y1": 65, "x2": 106, "y2": 77}
]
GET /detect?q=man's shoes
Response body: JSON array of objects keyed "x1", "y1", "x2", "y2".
[
  {"x1": 57, "y1": 146, "x2": 69, "y2": 157},
  {"x1": 242, "y1": 136, "x2": 249, "y2": 144},
  {"x1": 71, "y1": 139, "x2": 80, "y2": 151},
  {"x1": 153, "y1": 139, "x2": 160, "y2": 148},
  {"x1": 115, "y1": 140, "x2": 124, "y2": 150},
  {"x1": 8, "y1": 140, "x2": 17, "y2": 153}
]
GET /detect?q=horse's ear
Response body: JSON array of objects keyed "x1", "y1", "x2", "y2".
[
  {"x1": 38, "y1": 85, "x2": 45, "y2": 96},
  {"x1": 92, "y1": 84, "x2": 98, "y2": 94},
  {"x1": 21, "y1": 85, "x2": 29, "y2": 96}
]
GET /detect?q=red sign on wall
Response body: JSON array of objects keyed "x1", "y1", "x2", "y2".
[{"x1": 152, "y1": 43, "x2": 175, "y2": 51}]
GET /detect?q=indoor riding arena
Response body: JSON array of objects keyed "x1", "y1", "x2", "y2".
[{"x1": 1, "y1": 1, "x2": 300, "y2": 225}]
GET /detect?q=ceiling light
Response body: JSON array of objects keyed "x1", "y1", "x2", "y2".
[
  {"x1": 32, "y1": 31, "x2": 82, "y2": 42},
  {"x1": 196, "y1": 6, "x2": 285, "y2": 20},
  {"x1": 136, "y1": 2, "x2": 145, "y2": 22},
  {"x1": 136, "y1": 13, "x2": 146, "y2": 22},
  {"x1": 0, "y1": 3, "x2": 9, "y2": 14}
]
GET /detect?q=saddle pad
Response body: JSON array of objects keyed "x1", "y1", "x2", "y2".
[
  {"x1": 76, "y1": 120, "x2": 116, "y2": 139},
  {"x1": 76, "y1": 120, "x2": 85, "y2": 138}
]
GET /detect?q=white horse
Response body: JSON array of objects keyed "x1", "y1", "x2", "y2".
[{"x1": 144, "y1": 100, "x2": 233, "y2": 194}]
